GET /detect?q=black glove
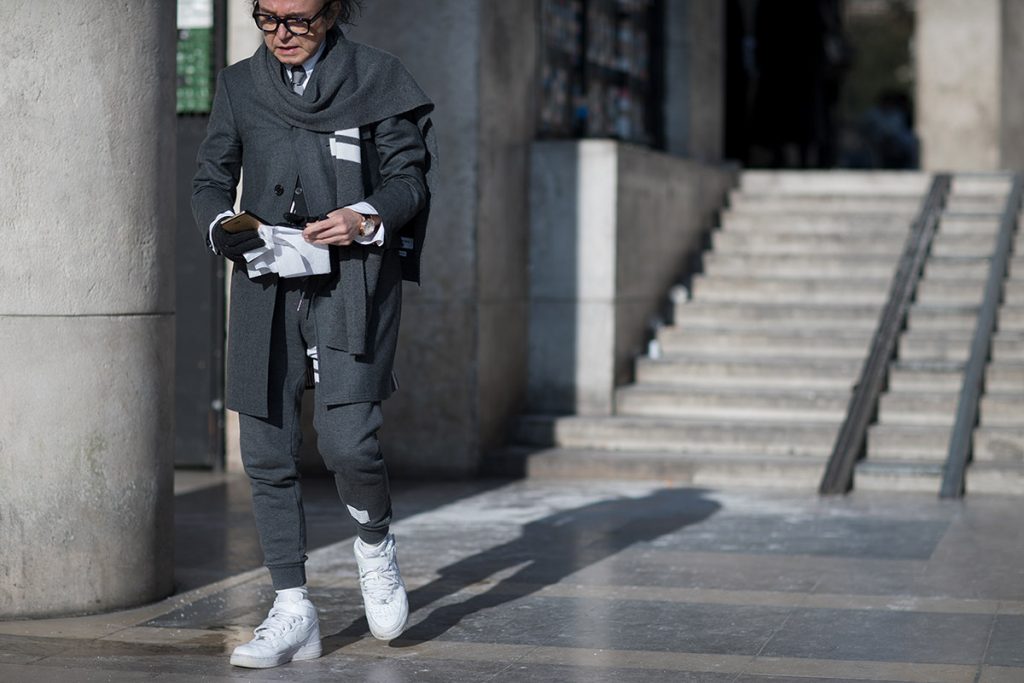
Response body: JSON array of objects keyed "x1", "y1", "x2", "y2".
[{"x1": 212, "y1": 220, "x2": 266, "y2": 263}]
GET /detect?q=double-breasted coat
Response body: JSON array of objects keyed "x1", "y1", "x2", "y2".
[{"x1": 192, "y1": 34, "x2": 432, "y2": 419}]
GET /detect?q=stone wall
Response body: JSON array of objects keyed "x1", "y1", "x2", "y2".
[{"x1": 528, "y1": 141, "x2": 737, "y2": 415}]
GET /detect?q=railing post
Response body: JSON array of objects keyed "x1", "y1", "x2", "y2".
[
  {"x1": 940, "y1": 175, "x2": 1023, "y2": 498},
  {"x1": 819, "y1": 174, "x2": 952, "y2": 495}
]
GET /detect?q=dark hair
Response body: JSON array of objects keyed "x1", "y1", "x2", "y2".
[{"x1": 251, "y1": 0, "x2": 363, "y2": 26}]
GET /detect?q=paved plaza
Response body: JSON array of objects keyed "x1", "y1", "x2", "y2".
[{"x1": 1, "y1": 473, "x2": 1022, "y2": 682}]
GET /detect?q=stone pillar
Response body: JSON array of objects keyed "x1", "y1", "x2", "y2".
[
  {"x1": 348, "y1": 0, "x2": 538, "y2": 476},
  {"x1": 0, "y1": 2, "x2": 176, "y2": 617},
  {"x1": 916, "y1": 0, "x2": 1024, "y2": 170}
]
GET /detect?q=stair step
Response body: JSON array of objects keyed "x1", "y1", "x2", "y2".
[
  {"x1": 888, "y1": 360, "x2": 965, "y2": 391},
  {"x1": 728, "y1": 193, "x2": 923, "y2": 214},
  {"x1": 942, "y1": 197, "x2": 1007, "y2": 214},
  {"x1": 855, "y1": 460, "x2": 943, "y2": 493},
  {"x1": 974, "y1": 426, "x2": 1024, "y2": 462},
  {"x1": 515, "y1": 414, "x2": 838, "y2": 457},
  {"x1": 930, "y1": 234, "x2": 998, "y2": 257},
  {"x1": 656, "y1": 328, "x2": 872, "y2": 359},
  {"x1": 719, "y1": 213, "x2": 913, "y2": 236},
  {"x1": 617, "y1": 384, "x2": 850, "y2": 421},
  {"x1": 739, "y1": 170, "x2": 929, "y2": 195},
  {"x1": 878, "y1": 392, "x2": 1024, "y2": 427},
  {"x1": 907, "y1": 305, "x2": 979, "y2": 331},
  {"x1": 949, "y1": 174, "x2": 1015, "y2": 195},
  {"x1": 914, "y1": 280, "x2": 987, "y2": 307},
  {"x1": 504, "y1": 446, "x2": 824, "y2": 487},
  {"x1": 635, "y1": 356, "x2": 861, "y2": 389},
  {"x1": 986, "y1": 362, "x2": 1024, "y2": 391},
  {"x1": 719, "y1": 214, "x2": 911, "y2": 235},
  {"x1": 673, "y1": 302, "x2": 884, "y2": 331},
  {"x1": 966, "y1": 463, "x2": 1024, "y2": 495},
  {"x1": 937, "y1": 217, "x2": 1008, "y2": 236},
  {"x1": 867, "y1": 424, "x2": 1024, "y2": 462},
  {"x1": 867, "y1": 424, "x2": 951, "y2": 461},
  {"x1": 1001, "y1": 306, "x2": 1024, "y2": 331},
  {"x1": 692, "y1": 275, "x2": 890, "y2": 305},
  {"x1": 701, "y1": 253, "x2": 898, "y2": 279},
  {"x1": 923, "y1": 257, "x2": 991, "y2": 280},
  {"x1": 712, "y1": 231, "x2": 905, "y2": 256},
  {"x1": 898, "y1": 330, "x2": 1024, "y2": 362},
  {"x1": 1006, "y1": 286, "x2": 1024, "y2": 307}
]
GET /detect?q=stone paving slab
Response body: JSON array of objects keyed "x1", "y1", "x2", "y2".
[{"x1": 1, "y1": 475, "x2": 1023, "y2": 682}]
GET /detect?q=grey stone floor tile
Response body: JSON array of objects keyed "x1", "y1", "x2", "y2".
[
  {"x1": 30, "y1": 651, "x2": 510, "y2": 682},
  {"x1": 985, "y1": 614, "x2": 1024, "y2": 667},
  {"x1": 0, "y1": 663, "x2": 162, "y2": 683},
  {"x1": 733, "y1": 677, "x2": 908, "y2": 683},
  {"x1": 760, "y1": 608, "x2": 992, "y2": 665},
  {"x1": 395, "y1": 595, "x2": 791, "y2": 656},
  {"x1": 494, "y1": 663, "x2": 739, "y2": 682},
  {"x1": 146, "y1": 581, "x2": 276, "y2": 629},
  {"x1": 652, "y1": 515, "x2": 949, "y2": 560},
  {"x1": 5, "y1": 478, "x2": 1024, "y2": 681},
  {"x1": 0, "y1": 633, "x2": 78, "y2": 659},
  {"x1": 572, "y1": 550, "x2": 825, "y2": 594}
]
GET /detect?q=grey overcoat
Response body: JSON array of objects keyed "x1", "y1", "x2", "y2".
[{"x1": 192, "y1": 33, "x2": 433, "y2": 419}]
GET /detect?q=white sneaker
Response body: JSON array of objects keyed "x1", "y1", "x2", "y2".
[
  {"x1": 230, "y1": 589, "x2": 322, "y2": 668},
  {"x1": 354, "y1": 534, "x2": 409, "y2": 640}
]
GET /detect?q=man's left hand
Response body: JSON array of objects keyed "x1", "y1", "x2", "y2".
[{"x1": 304, "y1": 208, "x2": 369, "y2": 246}]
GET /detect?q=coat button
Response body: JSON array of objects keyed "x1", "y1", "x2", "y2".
[{"x1": 274, "y1": 184, "x2": 284, "y2": 196}]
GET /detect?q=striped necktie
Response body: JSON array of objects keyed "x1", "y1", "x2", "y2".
[{"x1": 289, "y1": 65, "x2": 307, "y2": 95}]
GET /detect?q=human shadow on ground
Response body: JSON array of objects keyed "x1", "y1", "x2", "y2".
[{"x1": 322, "y1": 487, "x2": 720, "y2": 651}]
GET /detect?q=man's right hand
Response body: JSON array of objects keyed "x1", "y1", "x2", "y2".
[{"x1": 212, "y1": 220, "x2": 265, "y2": 263}]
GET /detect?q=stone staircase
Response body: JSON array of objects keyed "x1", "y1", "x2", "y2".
[
  {"x1": 512, "y1": 171, "x2": 930, "y2": 488},
  {"x1": 857, "y1": 175, "x2": 1024, "y2": 494},
  {"x1": 510, "y1": 170, "x2": 1024, "y2": 493}
]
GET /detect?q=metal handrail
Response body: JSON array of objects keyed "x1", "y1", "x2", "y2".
[
  {"x1": 940, "y1": 174, "x2": 1023, "y2": 498},
  {"x1": 819, "y1": 174, "x2": 952, "y2": 495}
]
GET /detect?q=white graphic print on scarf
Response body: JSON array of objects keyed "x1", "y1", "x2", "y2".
[{"x1": 329, "y1": 128, "x2": 361, "y2": 163}]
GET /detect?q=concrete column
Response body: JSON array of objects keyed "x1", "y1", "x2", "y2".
[
  {"x1": 0, "y1": 2, "x2": 176, "y2": 617},
  {"x1": 348, "y1": 1, "x2": 510, "y2": 476},
  {"x1": 916, "y1": 0, "x2": 1001, "y2": 170},
  {"x1": 348, "y1": 0, "x2": 539, "y2": 475},
  {"x1": 916, "y1": 0, "x2": 1024, "y2": 170}
]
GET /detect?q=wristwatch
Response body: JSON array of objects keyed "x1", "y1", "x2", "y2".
[{"x1": 358, "y1": 214, "x2": 376, "y2": 237}]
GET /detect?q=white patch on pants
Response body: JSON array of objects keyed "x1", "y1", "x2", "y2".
[
  {"x1": 306, "y1": 345, "x2": 319, "y2": 384},
  {"x1": 347, "y1": 505, "x2": 371, "y2": 524}
]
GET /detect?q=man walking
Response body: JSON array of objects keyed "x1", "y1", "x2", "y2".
[{"x1": 192, "y1": 0, "x2": 436, "y2": 669}]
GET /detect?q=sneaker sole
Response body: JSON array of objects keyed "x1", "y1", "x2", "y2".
[
  {"x1": 230, "y1": 641, "x2": 322, "y2": 669},
  {"x1": 368, "y1": 612, "x2": 409, "y2": 642}
]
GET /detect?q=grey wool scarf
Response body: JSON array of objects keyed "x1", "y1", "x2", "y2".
[{"x1": 249, "y1": 27, "x2": 438, "y2": 356}]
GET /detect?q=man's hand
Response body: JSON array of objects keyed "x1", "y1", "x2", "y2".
[
  {"x1": 304, "y1": 208, "x2": 377, "y2": 246},
  {"x1": 212, "y1": 221, "x2": 266, "y2": 263}
]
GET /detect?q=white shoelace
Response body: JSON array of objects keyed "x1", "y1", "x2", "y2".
[
  {"x1": 253, "y1": 606, "x2": 303, "y2": 640},
  {"x1": 359, "y1": 565, "x2": 401, "y2": 604}
]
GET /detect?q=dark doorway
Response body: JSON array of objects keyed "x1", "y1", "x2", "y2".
[
  {"x1": 175, "y1": 0, "x2": 228, "y2": 468},
  {"x1": 724, "y1": 0, "x2": 917, "y2": 170}
]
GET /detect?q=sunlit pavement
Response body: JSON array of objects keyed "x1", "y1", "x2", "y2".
[{"x1": 1, "y1": 472, "x2": 1022, "y2": 682}]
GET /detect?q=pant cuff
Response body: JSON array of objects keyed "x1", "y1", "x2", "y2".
[
  {"x1": 268, "y1": 563, "x2": 307, "y2": 590},
  {"x1": 357, "y1": 527, "x2": 389, "y2": 546}
]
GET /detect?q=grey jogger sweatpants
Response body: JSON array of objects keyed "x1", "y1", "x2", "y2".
[{"x1": 238, "y1": 278, "x2": 393, "y2": 590}]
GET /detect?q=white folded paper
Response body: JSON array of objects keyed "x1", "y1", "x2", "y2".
[{"x1": 244, "y1": 225, "x2": 331, "y2": 279}]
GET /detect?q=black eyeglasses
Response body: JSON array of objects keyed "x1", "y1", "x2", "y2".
[{"x1": 252, "y1": 1, "x2": 336, "y2": 36}]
